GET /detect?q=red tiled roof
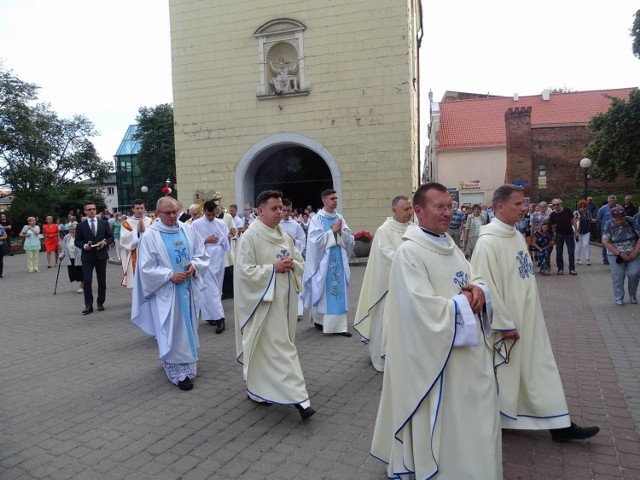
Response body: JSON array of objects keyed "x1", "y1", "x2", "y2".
[{"x1": 436, "y1": 88, "x2": 636, "y2": 151}]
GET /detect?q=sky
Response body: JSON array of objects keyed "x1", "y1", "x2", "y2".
[{"x1": 0, "y1": 1, "x2": 639, "y2": 167}]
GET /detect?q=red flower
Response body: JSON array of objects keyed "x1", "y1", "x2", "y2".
[{"x1": 354, "y1": 230, "x2": 373, "y2": 243}]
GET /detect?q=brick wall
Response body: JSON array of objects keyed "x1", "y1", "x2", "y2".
[{"x1": 505, "y1": 109, "x2": 634, "y2": 203}]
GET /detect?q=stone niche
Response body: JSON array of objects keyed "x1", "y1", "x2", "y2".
[{"x1": 255, "y1": 18, "x2": 310, "y2": 98}]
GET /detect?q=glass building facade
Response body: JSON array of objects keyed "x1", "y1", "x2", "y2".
[{"x1": 114, "y1": 125, "x2": 142, "y2": 214}]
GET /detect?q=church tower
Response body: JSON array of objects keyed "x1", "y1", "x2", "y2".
[{"x1": 169, "y1": 0, "x2": 422, "y2": 231}]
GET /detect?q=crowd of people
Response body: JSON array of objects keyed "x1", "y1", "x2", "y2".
[{"x1": 4, "y1": 184, "x2": 630, "y2": 479}]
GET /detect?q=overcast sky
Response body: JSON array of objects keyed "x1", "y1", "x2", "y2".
[{"x1": 0, "y1": 1, "x2": 638, "y2": 166}]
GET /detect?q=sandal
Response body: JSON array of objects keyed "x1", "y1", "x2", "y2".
[
  {"x1": 557, "y1": 270, "x2": 564, "y2": 275},
  {"x1": 570, "y1": 270, "x2": 577, "y2": 275}
]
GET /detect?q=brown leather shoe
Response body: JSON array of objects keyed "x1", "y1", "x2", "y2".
[
  {"x1": 82, "y1": 306, "x2": 93, "y2": 315},
  {"x1": 97, "y1": 304, "x2": 105, "y2": 311}
]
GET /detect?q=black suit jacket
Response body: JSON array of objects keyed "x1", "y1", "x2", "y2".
[{"x1": 75, "y1": 218, "x2": 114, "y2": 261}]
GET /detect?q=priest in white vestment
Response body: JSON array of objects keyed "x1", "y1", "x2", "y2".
[
  {"x1": 120, "y1": 199, "x2": 153, "y2": 288},
  {"x1": 234, "y1": 190, "x2": 315, "y2": 421},
  {"x1": 280, "y1": 198, "x2": 307, "y2": 319},
  {"x1": 371, "y1": 183, "x2": 501, "y2": 480},
  {"x1": 302, "y1": 189, "x2": 354, "y2": 335},
  {"x1": 471, "y1": 184, "x2": 599, "y2": 442},
  {"x1": 192, "y1": 199, "x2": 231, "y2": 334},
  {"x1": 131, "y1": 196, "x2": 209, "y2": 391},
  {"x1": 354, "y1": 195, "x2": 412, "y2": 371}
]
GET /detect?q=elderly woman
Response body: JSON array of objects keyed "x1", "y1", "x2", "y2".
[
  {"x1": 602, "y1": 206, "x2": 640, "y2": 305},
  {"x1": 19, "y1": 217, "x2": 41, "y2": 272},
  {"x1": 59, "y1": 222, "x2": 84, "y2": 293}
]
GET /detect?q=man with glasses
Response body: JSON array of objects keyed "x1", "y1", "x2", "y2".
[
  {"x1": 371, "y1": 182, "x2": 500, "y2": 479},
  {"x1": 131, "y1": 196, "x2": 209, "y2": 391},
  {"x1": 471, "y1": 184, "x2": 599, "y2": 443},
  {"x1": 74, "y1": 202, "x2": 114, "y2": 315},
  {"x1": 549, "y1": 198, "x2": 577, "y2": 275}
]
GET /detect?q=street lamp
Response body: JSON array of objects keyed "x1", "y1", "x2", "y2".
[{"x1": 579, "y1": 158, "x2": 592, "y2": 200}]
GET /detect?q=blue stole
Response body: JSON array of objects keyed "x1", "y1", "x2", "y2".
[
  {"x1": 160, "y1": 229, "x2": 198, "y2": 361},
  {"x1": 320, "y1": 214, "x2": 347, "y2": 314}
]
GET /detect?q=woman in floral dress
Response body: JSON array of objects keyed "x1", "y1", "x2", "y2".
[{"x1": 534, "y1": 222, "x2": 554, "y2": 274}]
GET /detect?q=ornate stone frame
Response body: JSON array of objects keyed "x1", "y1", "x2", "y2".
[{"x1": 254, "y1": 18, "x2": 310, "y2": 98}]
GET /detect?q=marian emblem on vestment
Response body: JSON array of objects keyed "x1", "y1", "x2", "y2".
[
  {"x1": 516, "y1": 250, "x2": 534, "y2": 278},
  {"x1": 453, "y1": 270, "x2": 470, "y2": 290}
]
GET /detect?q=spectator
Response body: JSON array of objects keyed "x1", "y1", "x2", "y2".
[
  {"x1": 574, "y1": 200, "x2": 594, "y2": 266},
  {"x1": 602, "y1": 206, "x2": 640, "y2": 305},
  {"x1": 549, "y1": 198, "x2": 577, "y2": 275},
  {"x1": 42, "y1": 215, "x2": 60, "y2": 268},
  {"x1": 59, "y1": 222, "x2": 84, "y2": 294},
  {"x1": 19, "y1": 217, "x2": 41, "y2": 273},
  {"x1": 534, "y1": 222, "x2": 554, "y2": 274}
]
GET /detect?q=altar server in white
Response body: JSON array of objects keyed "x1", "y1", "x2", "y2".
[
  {"x1": 120, "y1": 199, "x2": 153, "y2": 288},
  {"x1": 234, "y1": 190, "x2": 314, "y2": 421},
  {"x1": 131, "y1": 196, "x2": 209, "y2": 391},
  {"x1": 192, "y1": 199, "x2": 231, "y2": 334},
  {"x1": 280, "y1": 198, "x2": 306, "y2": 319},
  {"x1": 371, "y1": 182, "x2": 501, "y2": 480},
  {"x1": 354, "y1": 195, "x2": 412, "y2": 371},
  {"x1": 471, "y1": 184, "x2": 599, "y2": 442},
  {"x1": 302, "y1": 188, "x2": 354, "y2": 335}
]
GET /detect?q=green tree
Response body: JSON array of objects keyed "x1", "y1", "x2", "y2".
[
  {"x1": 133, "y1": 103, "x2": 176, "y2": 205},
  {"x1": 584, "y1": 90, "x2": 640, "y2": 183},
  {"x1": 0, "y1": 65, "x2": 111, "y2": 220},
  {"x1": 632, "y1": 10, "x2": 640, "y2": 60}
]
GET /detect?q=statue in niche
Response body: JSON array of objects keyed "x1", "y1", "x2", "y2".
[{"x1": 269, "y1": 57, "x2": 299, "y2": 94}]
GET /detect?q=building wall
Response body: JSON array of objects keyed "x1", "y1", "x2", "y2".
[
  {"x1": 435, "y1": 147, "x2": 506, "y2": 205},
  {"x1": 169, "y1": 0, "x2": 419, "y2": 232},
  {"x1": 503, "y1": 110, "x2": 636, "y2": 203}
]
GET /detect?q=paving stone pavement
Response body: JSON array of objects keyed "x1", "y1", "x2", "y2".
[{"x1": 0, "y1": 244, "x2": 639, "y2": 480}]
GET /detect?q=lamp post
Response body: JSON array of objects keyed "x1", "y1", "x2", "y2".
[{"x1": 579, "y1": 158, "x2": 592, "y2": 200}]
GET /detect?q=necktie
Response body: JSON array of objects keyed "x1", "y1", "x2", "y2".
[{"x1": 91, "y1": 219, "x2": 96, "y2": 237}]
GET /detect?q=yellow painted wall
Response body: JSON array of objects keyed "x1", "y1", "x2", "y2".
[{"x1": 169, "y1": 0, "x2": 420, "y2": 233}]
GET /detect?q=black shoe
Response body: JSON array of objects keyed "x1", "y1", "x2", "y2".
[
  {"x1": 177, "y1": 377, "x2": 194, "y2": 391},
  {"x1": 295, "y1": 404, "x2": 315, "y2": 420},
  {"x1": 82, "y1": 306, "x2": 93, "y2": 315},
  {"x1": 314, "y1": 322, "x2": 323, "y2": 331},
  {"x1": 334, "y1": 331, "x2": 352, "y2": 337},
  {"x1": 550, "y1": 422, "x2": 600, "y2": 442},
  {"x1": 297, "y1": 315, "x2": 303, "y2": 322},
  {"x1": 97, "y1": 304, "x2": 105, "y2": 312},
  {"x1": 215, "y1": 319, "x2": 225, "y2": 334}
]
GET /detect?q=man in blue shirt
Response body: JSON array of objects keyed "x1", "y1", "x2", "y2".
[
  {"x1": 596, "y1": 195, "x2": 620, "y2": 265},
  {"x1": 447, "y1": 201, "x2": 466, "y2": 247}
]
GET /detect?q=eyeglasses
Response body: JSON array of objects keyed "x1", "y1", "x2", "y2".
[
  {"x1": 612, "y1": 212, "x2": 626, "y2": 217},
  {"x1": 158, "y1": 210, "x2": 179, "y2": 216},
  {"x1": 430, "y1": 204, "x2": 454, "y2": 212}
]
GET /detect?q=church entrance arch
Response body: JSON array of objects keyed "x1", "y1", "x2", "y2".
[{"x1": 236, "y1": 133, "x2": 342, "y2": 213}]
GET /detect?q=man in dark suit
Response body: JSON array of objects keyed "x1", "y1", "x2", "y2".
[{"x1": 75, "y1": 202, "x2": 114, "y2": 315}]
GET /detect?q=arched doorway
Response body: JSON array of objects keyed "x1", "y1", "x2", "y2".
[
  {"x1": 254, "y1": 147, "x2": 332, "y2": 211},
  {"x1": 236, "y1": 133, "x2": 342, "y2": 213}
]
